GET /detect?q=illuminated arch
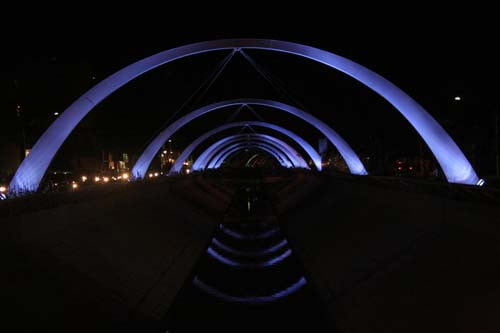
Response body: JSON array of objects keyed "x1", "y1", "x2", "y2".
[
  {"x1": 208, "y1": 140, "x2": 299, "y2": 169},
  {"x1": 193, "y1": 134, "x2": 307, "y2": 170},
  {"x1": 168, "y1": 121, "x2": 322, "y2": 175},
  {"x1": 211, "y1": 144, "x2": 288, "y2": 169},
  {"x1": 209, "y1": 141, "x2": 296, "y2": 169},
  {"x1": 194, "y1": 133, "x2": 309, "y2": 170},
  {"x1": 9, "y1": 39, "x2": 480, "y2": 194},
  {"x1": 209, "y1": 143, "x2": 290, "y2": 169},
  {"x1": 136, "y1": 99, "x2": 351, "y2": 179}
]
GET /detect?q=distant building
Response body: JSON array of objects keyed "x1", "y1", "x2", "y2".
[{"x1": 101, "y1": 151, "x2": 130, "y2": 173}]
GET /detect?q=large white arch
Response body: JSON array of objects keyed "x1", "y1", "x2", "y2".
[
  {"x1": 206, "y1": 136, "x2": 306, "y2": 169},
  {"x1": 194, "y1": 133, "x2": 309, "y2": 170},
  {"x1": 211, "y1": 144, "x2": 289, "y2": 169},
  {"x1": 9, "y1": 39, "x2": 481, "y2": 194},
  {"x1": 208, "y1": 143, "x2": 291, "y2": 169},
  {"x1": 199, "y1": 139, "x2": 295, "y2": 170},
  {"x1": 131, "y1": 99, "x2": 361, "y2": 180},
  {"x1": 168, "y1": 121, "x2": 322, "y2": 175},
  {"x1": 209, "y1": 141, "x2": 293, "y2": 168}
]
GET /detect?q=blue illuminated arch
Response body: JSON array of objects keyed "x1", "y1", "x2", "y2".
[
  {"x1": 209, "y1": 139, "x2": 300, "y2": 169},
  {"x1": 138, "y1": 99, "x2": 352, "y2": 179},
  {"x1": 193, "y1": 275, "x2": 306, "y2": 304},
  {"x1": 168, "y1": 121, "x2": 322, "y2": 175},
  {"x1": 197, "y1": 133, "x2": 309, "y2": 170},
  {"x1": 9, "y1": 39, "x2": 481, "y2": 194},
  {"x1": 209, "y1": 141, "x2": 295, "y2": 169},
  {"x1": 211, "y1": 144, "x2": 286, "y2": 169},
  {"x1": 209, "y1": 143, "x2": 290, "y2": 169},
  {"x1": 202, "y1": 143, "x2": 290, "y2": 169},
  {"x1": 196, "y1": 134, "x2": 308, "y2": 170},
  {"x1": 192, "y1": 133, "x2": 309, "y2": 170}
]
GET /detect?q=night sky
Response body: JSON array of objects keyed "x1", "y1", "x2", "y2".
[{"x1": 1, "y1": 13, "x2": 498, "y2": 176}]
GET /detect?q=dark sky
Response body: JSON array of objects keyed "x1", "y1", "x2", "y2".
[{"x1": 1, "y1": 12, "x2": 498, "y2": 175}]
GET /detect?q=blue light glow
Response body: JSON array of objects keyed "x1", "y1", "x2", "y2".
[
  {"x1": 137, "y1": 98, "x2": 362, "y2": 180},
  {"x1": 196, "y1": 134, "x2": 307, "y2": 170},
  {"x1": 208, "y1": 134, "x2": 307, "y2": 169},
  {"x1": 193, "y1": 275, "x2": 307, "y2": 304},
  {"x1": 207, "y1": 246, "x2": 292, "y2": 268},
  {"x1": 194, "y1": 140, "x2": 286, "y2": 170},
  {"x1": 10, "y1": 39, "x2": 479, "y2": 194},
  {"x1": 208, "y1": 140, "x2": 295, "y2": 169},
  {"x1": 208, "y1": 143, "x2": 290, "y2": 169},
  {"x1": 219, "y1": 224, "x2": 278, "y2": 240},
  {"x1": 211, "y1": 238, "x2": 288, "y2": 257},
  {"x1": 169, "y1": 121, "x2": 322, "y2": 175},
  {"x1": 192, "y1": 134, "x2": 303, "y2": 170}
]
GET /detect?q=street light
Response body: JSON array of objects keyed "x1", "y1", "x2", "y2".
[{"x1": 454, "y1": 96, "x2": 461, "y2": 101}]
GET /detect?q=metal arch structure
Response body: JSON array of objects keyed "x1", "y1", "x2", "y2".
[
  {"x1": 197, "y1": 139, "x2": 295, "y2": 169},
  {"x1": 210, "y1": 143, "x2": 290, "y2": 169},
  {"x1": 139, "y1": 98, "x2": 353, "y2": 180},
  {"x1": 209, "y1": 142, "x2": 293, "y2": 170},
  {"x1": 208, "y1": 140, "x2": 300, "y2": 170},
  {"x1": 168, "y1": 121, "x2": 321, "y2": 175},
  {"x1": 194, "y1": 133, "x2": 309, "y2": 170},
  {"x1": 193, "y1": 134, "x2": 305, "y2": 170},
  {"x1": 211, "y1": 144, "x2": 288, "y2": 170},
  {"x1": 215, "y1": 146, "x2": 280, "y2": 169},
  {"x1": 208, "y1": 139, "x2": 300, "y2": 169},
  {"x1": 9, "y1": 39, "x2": 481, "y2": 194},
  {"x1": 214, "y1": 144, "x2": 288, "y2": 168}
]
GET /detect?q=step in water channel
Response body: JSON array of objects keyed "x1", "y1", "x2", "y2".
[{"x1": 163, "y1": 220, "x2": 333, "y2": 332}]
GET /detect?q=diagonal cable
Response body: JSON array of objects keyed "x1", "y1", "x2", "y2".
[
  {"x1": 245, "y1": 104, "x2": 265, "y2": 122},
  {"x1": 188, "y1": 49, "x2": 237, "y2": 109},
  {"x1": 224, "y1": 104, "x2": 245, "y2": 123},
  {"x1": 163, "y1": 49, "x2": 236, "y2": 126},
  {"x1": 136, "y1": 50, "x2": 236, "y2": 154},
  {"x1": 239, "y1": 50, "x2": 307, "y2": 111},
  {"x1": 246, "y1": 125, "x2": 258, "y2": 134}
]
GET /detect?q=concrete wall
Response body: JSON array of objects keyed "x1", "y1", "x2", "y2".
[
  {"x1": 0, "y1": 178, "x2": 227, "y2": 331},
  {"x1": 281, "y1": 175, "x2": 500, "y2": 332}
]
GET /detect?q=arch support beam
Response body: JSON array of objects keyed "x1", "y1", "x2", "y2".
[
  {"x1": 210, "y1": 143, "x2": 289, "y2": 169},
  {"x1": 169, "y1": 121, "x2": 321, "y2": 175},
  {"x1": 131, "y1": 99, "x2": 359, "y2": 180},
  {"x1": 194, "y1": 134, "x2": 308, "y2": 170},
  {"x1": 10, "y1": 39, "x2": 480, "y2": 194},
  {"x1": 208, "y1": 140, "x2": 298, "y2": 170}
]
